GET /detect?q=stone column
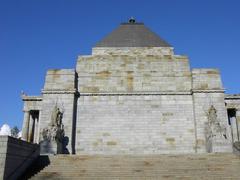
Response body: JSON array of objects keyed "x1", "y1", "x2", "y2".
[
  {"x1": 22, "y1": 111, "x2": 30, "y2": 141},
  {"x1": 230, "y1": 116, "x2": 238, "y2": 142},
  {"x1": 36, "y1": 110, "x2": 42, "y2": 144},
  {"x1": 34, "y1": 116, "x2": 39, "y2": 143},
  {"x1": 27, "y1": 113, "x2": 34, "y2": 142},
  {"x1": 236, "y1": 109, "x2": 240, "y2": 141}
]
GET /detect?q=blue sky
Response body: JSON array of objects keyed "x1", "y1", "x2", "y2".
[{"x1": 0, "y1": 0, "x2": 240, "y2": 128}]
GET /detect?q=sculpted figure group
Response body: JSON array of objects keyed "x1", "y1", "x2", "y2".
[
  {"x1": 41, "y1": 105, "x2": 65, "y2": 154},
  {"x1": 205, "y1": 105, "x2": 227, "y2": 152}
]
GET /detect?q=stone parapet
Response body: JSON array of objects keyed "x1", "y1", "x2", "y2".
[
  {"x1": 225, "y1": 94, "x2": 240, "y2": 109},
  {"x1": 43, "y1": 69, "x2": 76, "y2": 90},
  {"x1": 41, "y1": 89, "x2": 78, "y2": 94},
  {"x1": 76, "y1": 54, "x2": 191, "y2": 93},
  {"x1": 92, "y1": 47, "x2": 174, "y2": 56},
  {"x1": 22, "y1": 95, "x2": 42, "y2": 112},
  {"x1": 0, "y1": 136, "x2": 39, "y2": 180},
  {"x1": 192, "y1": 68, "x2": 223, "y2": 90},
  {"x1": 79, "y1": 91, "x2": 192, "y2": 96}
]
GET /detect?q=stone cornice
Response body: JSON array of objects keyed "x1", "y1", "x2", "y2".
[
  {"x1": 22, "y1": 95, "x2": 42, "y2": 101},
  {"x1": 80, "y1": 90, "x2": 226, "y2": 96},
  {"x1": 26, "y1": 89, "x2": 227, "y2": 97},
  {"x1": 41, "y1": 89, "x2": 78, "y2": 95},
  {"x1": 225, "y1": 94, "x2": 240, "y2": 100},
  {"x1": 192, "y1": 89, "x2": 225, "y2": 93},
  {"x1": 80, "y1": 91, "x2": 192, "y2": 96}
]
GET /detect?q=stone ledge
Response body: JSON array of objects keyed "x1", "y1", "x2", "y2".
[
  {"x1": 41, "y1": 89, "x2": 78, "y2": 94},
  {"x1": 192, "y1": 89, "x2": 225, "y2": 93},
  {"x1": 225, "y1": 94, "x2": 240, "y2": 99},
  {"x1": 92, "y1": 47, "x2": 174, "y2": 56},
  {"x1": 21, "y1": 95, "x2": 42, "y2": 101},
  {"x1": 47, "y1": 69, "x2": 75, "y2": 75},
  {"x1": 80, "y1": 91, "x2": 192, "y2": 96}
]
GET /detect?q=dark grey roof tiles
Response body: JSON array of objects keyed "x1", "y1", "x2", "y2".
[{"x1": 95, "y1": 22, "x2": 171, "y2": 47}]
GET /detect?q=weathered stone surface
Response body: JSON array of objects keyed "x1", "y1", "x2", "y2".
[
  {"x1": 21, "y1": 22, "x2": 238, "y2": 156},
  {"x1": 76, "y1": 95, "x2": 195, "y2": 154},
  {"x1": 76, "y1": 54, "x2": 192, "y2": 93},
  {"x1": 192, "y1": 69, "x2": 223, "y2": 90}
]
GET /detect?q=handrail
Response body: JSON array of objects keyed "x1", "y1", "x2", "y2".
[{"x1": 5, "y1": 144, "x2": 39, "y2": 180}]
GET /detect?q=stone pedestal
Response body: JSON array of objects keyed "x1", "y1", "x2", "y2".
[
  {"x1": 40, "y1": 140, "x2": 59, "y2": 154},
  {"x1": 40, "y1": 122, "x2": 65, "y2": 155}
]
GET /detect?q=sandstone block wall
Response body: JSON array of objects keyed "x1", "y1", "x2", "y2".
[
  {"x1": 92, "y1": 47, "x2": 174, "y2": 56},
  {"x1": 75, "y1": 53, "x2": 197, "y2": 154},
  {"x1": 76, "y1": 95, "x2": 196, "y2": 154},
  {"x1": 76, "y1": 55, "x2": 192, "y2": 93},
  {"x1": 22, "y1": 96, "x2": 42, "y2": 112},
  {"x1": 192, "y1": 69, "x2": 232, "y2": 152},
  {"x1": 225, "y1": 95, "x2": 240, "y2": 143},
  {"x1": 192, "y1": 69, "x2": 223, "y2": 90},
  {"x1": 193, "y1": 92, "x2": 232, "y2": 152},
  {"x1": 21, "y1": 48, "x2": 235, "y2": 155},
  {"x1": 40, "y1": 69, "x2": 77, "y2": 154},
  {"x1": 225, "y1": 95, "x2": 240, "y2": 110},
  {"x1": 43, "y1": 69, "x2": 76, "y2": 90},
  {"x1": 0, "y1": 136, "x2": 39, "y2": 180}
]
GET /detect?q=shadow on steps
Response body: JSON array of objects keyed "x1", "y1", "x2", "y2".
[{"x1": 19, "y1": 155, "x2": 50, "y2": 180}]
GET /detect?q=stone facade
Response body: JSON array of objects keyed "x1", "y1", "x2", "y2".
[{"x1": 21, "y1": 21, "x2": 239, "y2": 155}]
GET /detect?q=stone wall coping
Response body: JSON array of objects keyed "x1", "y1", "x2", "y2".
[
  {"x1": 78, "y1": 54, "x2": 180, "y2": 59},
  {"x1": 225, "y1": 94, "x2": 240, "y2": 99},
  {"x1": 192, "y1": 68, "x2": 220, "y2": 73},
  {"x1": 33, "y1": 89, "x2": 226, "y2": 96},
  {"x1": 0, "y1": 136, "x2": 40, "y2": 180},
  {"x1": 42, "y1": 89, "x2": 78, "y2": 94},
  {"x1": 0, "y1": 136, "x2": 39, "y2": 149},
  {"x1": 21, "y1": 95, "x2": 42, "y2": 101},
  {"x1": 47, "y1": 69, "x2": 75, "y2": 75},
  {"x1": 92, "y1": 47, "x2": 174, "y2": 50},
  {"x1": 80, "y1": 91, "x2": 192, "y2": 96},
  {"x1": 192, "y1": 89, "x2": 225, "y2": 93},
  {"x1": 173, "y1": 55, "x2": 189, "y2": 59},
  {"x1": 79, "y1": 90, "x2": 226, "y2": 96}
]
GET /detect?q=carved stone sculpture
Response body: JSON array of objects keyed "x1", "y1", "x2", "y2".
[
  {"x1": 205, "y1": 105, "x2": 227, "y2": 152},
  {"x1": 51, "y1": 105, "x2": 63, "y2": 127},
  {"x1": 40, "y1": 105, "x2": 65, "y2": 154}
]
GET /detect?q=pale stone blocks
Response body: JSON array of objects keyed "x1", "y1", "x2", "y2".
[
  {"x1": 44, "y1": 69, "x2": 76, "y2": 90},
  {"x1": 76, "y1": 95, "x2": 196, "y2": 154},
  {"x1": 192, "y1": 69, "x2": 223, "y2": 90},
  {"x1": 76, "y1": 55, "x2": 192, "y2": 93},
  {"x1": 21, "y1": 46, "x2": 235, "y2": 155}
]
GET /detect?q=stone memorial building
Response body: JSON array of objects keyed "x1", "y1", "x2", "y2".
[{"x1": 21, "y1": 19, "x2": 240, "y2": 155}]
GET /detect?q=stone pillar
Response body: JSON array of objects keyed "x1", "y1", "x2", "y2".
[
  {"x1": 230, "y1": 116, "x2": 239, "y2": 142},
  {"x1": 27, "y1": 114, "x2": 34, "y2": 142},
  {"x1": 34, "y1": 117, "x2": 38, "y2": 143},
  {"x1": 236, "y1": 109, "x2": 240, "y2": 141},
  {"x1": 22, "y1": 111, "x2": 30, "y2": 141},
  {"x1": 36, "y1": 111, "x2": 41, "y2": 144}
]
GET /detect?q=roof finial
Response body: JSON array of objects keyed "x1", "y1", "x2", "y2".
[{"x1": 129, "y1": 17, "x2": 136, "y2": 24}]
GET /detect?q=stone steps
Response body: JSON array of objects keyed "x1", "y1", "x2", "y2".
[{"x1": 25, "y1": 153, "x2": 240, "y2": 179}]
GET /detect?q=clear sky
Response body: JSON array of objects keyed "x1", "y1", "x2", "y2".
[{"x1": 0, "y1": 0, "x2": 240, "y2": 129}]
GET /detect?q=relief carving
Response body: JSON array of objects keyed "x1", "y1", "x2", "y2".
[{"x1": 205, "y1": 105, "x2": 227, "y2": 152}]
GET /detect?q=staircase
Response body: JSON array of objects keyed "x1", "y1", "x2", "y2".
[{"x1": 24, "y1": 153, "x2": 240, "y2": 179}]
